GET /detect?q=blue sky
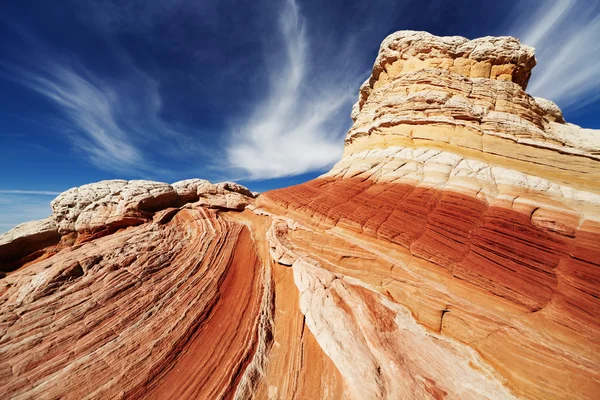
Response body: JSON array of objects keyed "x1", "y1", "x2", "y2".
[{"x1": 0, "y1": 0, "x2": 599, "y2": 232}]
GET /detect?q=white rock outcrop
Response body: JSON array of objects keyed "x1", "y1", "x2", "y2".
[
  {"x1": 0, "y1": 218, "x2": 60, "y2": 267},
  {"x1": 51, "y1": 180, "x2": 178, "y2": 234},
  {"x1": 50, "y1": 179, "x2": 256, "y2": 234}
]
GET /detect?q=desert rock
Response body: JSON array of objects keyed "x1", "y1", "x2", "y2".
[
  {"x1": 1, "y1": 31, "x2": 599, "y2": 400},
  {"x1": 51, "y1": 180, "x2": 177, "y2": 235},
  {"x1": 258, "y1": 31, "x2": 600, "y2": 400},
  {"x1": 0, "y1": 218, "x2": 60, "y2": 271}
]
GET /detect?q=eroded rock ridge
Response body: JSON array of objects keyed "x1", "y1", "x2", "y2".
[{"x1": 1, "y1": 31, "x2": 598, "y2": 399}]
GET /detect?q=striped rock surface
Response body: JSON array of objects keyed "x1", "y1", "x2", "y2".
[{"x1": 1, "y1": 31, "x2": 599, "y2": 399}]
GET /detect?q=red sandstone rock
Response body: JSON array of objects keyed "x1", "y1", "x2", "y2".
[
  {"x1": 254, "y1": 30, "x2": 600, "y2": 400},
  {"x1": 0, "y1": 218, "x2": 60, "y2": 272},
  {"x1": 0, "y1": 208, "x2": 267, "y2": 399},
  {"x1": 1, "y1": 31, "x2": 599, "y2": 400}
]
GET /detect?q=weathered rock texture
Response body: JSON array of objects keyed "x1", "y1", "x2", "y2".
[
  {"x1": 1, "y1": 31, "x2": 599, "y2": 400},
  {"x1": 0, "y1": 218, "x2": 60, "y2": 272},
  {"x1": 259, "y1": 31, "x2": 600, "y2": 400}
]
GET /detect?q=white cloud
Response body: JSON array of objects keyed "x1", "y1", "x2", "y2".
[
  {"x1": 1, "y1": 21, "x2": 208, "y2": 177},
  {"x1": 0, "y1": 190, "x2": 60, "y2": 195},
  {"x1": 7, "y1": 58, "x2": 161, "y2": 173},
  {"x1": 226, "y1": 0, "x2": 358, "y2": 180},
  {"x1": 511, "y1": 0, "x2": 600, "y2": 109},
  {"x1": 0, "y1": 193, "x2": 54, "y2": 234}
]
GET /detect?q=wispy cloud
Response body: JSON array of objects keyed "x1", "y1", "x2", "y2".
[
  {"x1": 1, "y1": 23, "x2": 206, "y2": 177},
  {"x1": 9, "y1": 0, "x2": 596, "y2": 187},
  {"x1": 11, "y1": 60, "x2": 147, "y2": 171},
  {"x1": 509, "y1": 0, "x2": 600, "y2": 109},
  {"x1": 0, "y1": 0, "x2": 389, "y2": 183},
  {"x1": 0, "y1": 190, "x2": 60, "y2": 195},
  {"x1": 0, "y1": 193, "x2": 54, "y2": 234},
  {"x1": 226, "y1": 0, "x2": 359, "y2": 180}
]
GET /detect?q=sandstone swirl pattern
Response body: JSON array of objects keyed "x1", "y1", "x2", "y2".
[
  {"x1": 1, "y1": 207, "x2": 267, "y2": 399},
  {"x1": 1, "y1": 31, "x2": 599, "y2": 399}
]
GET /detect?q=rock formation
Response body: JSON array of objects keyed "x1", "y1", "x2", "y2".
[
  {"x1": 0, "y1": 218, "x2": 60, "y2": 272},
  {"x1": 1, "y1": 31, "x2": 598, "y2": 399}
]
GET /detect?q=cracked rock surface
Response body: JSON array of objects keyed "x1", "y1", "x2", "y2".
[{"x1": 1, "y1": 31, "x2": 599, "y2": 400}]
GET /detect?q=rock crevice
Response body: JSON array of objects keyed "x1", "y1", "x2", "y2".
[{"x1": 1, "y1": 30, "x2": 599, "y2": 400}]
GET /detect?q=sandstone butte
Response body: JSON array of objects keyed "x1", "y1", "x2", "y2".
[{"x1": 0, "y1": 31, "x2": 599, "y2": 400}]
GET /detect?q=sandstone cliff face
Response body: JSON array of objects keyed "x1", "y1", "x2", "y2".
[
  {"x1": 0, "y1": 218, "x2": 60, "y2": 272},
  {"x1": 260, "y1": 31, "x2": 600, "y2": 400},
  {"x1": 1, "y1": 31, "x2": 599, "y2": 400}
]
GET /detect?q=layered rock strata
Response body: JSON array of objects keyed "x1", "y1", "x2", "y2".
[
  {"x1": 51, "y1": 179, "x2": 254, "y2": 236},
  {"x1": 0, "y1": 212, "x2": 269, "y2": 399},
  {"x1": 259, "y1": 31, "x2": 600, "y2": 400},
  {"x1": 0, "y1": 218, "x2": 60, "y2": 272},
  {"x1": 0, "y1": 179, "x2": 256, "y2": 273},
  {"x1": 1, "y1": 31, "x2": 599, "y2": 400}
]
